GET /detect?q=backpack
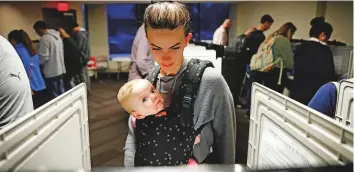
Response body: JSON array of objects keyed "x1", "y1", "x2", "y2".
[
  {"x1": 226, "y1": 34, "x2": 248, "y2": 57},
  {"x1": 250, "y1": 37, "x2": 282, "y2": 72},
  {"x1": 134, "y1": 58, "x2": 214, "y2": 166}
]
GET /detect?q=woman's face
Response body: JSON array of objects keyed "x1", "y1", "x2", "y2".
[
  {"x1": 319, "y1": 32, "x2": 330, "y2": 42},
  {"x1": 146, "y1": 27, "x2": 192, "y2": 76}
]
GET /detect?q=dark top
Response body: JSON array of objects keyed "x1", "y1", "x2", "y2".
[
  {"x1": 244, "y1": 30, "x2": 265, "y2": 63},
  {"x1": 291, "y1": 41, "x2": 336, "y2": 105},
  {"x1": 62, "y1": 37, "x2": 82, "y2": 75}
]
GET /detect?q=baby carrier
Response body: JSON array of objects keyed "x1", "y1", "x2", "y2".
[{"x1": 134, "y1": 58, "x2": 214, "y2": 166}]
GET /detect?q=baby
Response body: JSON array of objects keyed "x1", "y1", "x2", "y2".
[
  {"x1": 118, "y1": 79, "x2": 199, "y2": 166},
  {"x1": 117, "y1": 79, "x2": 166, "y2": 119}
]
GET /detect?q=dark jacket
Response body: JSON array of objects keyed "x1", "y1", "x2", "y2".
[
  {"x1": 291, "y1": 40, "x2": 336, "y2": 105},
  {"x1": 62, "y1": 37, "x2": 82, "y2": 75},
  {"x1": 72, "y1": 28, "x2": 90, "y2": 65}
]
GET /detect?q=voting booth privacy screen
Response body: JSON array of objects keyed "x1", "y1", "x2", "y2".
[
  {"x1": 247, "y1": 83, "x2": 353, "y2": 170},
  {"x1": 335, "y1": 78, "x2": 354, "y2": 128},
  {"x1": 0, "y1": 84, "x2": 91, "y2": 171}
]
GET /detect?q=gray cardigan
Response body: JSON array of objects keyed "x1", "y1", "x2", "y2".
[{"x1": 124, "y1": 58, "x2": 236, "y2": 166}]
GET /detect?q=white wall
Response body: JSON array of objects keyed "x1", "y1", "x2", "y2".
[
  {"x1": 87, "y1": 4, "x2": 109, "y2": 57},
  {"x1": 325, "y1": 1, "x2": 353, "y2": 45},
  {"x1": 230, "y1": 1, "x2": 353, "y2": 45}
]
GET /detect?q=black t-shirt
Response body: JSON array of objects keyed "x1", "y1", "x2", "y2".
[{"x1": 244, "y1": 30, "x2": 265, "y2": 63}]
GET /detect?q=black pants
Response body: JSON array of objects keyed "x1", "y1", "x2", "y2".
[
  {"x1": 254, "y1": 67, "x2": 287, "y2": 94},
  {"x1": 45, "y1": 75, "x2": 65, "y2": 100},
  {"x1": 63, "y1": 74, "x2": 76, "y2": 92},
  {"x1": 32, "y1": 89, "x2": 51, "y2": 109}
]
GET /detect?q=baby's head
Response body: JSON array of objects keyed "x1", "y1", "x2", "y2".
[{"x1": 117, "y1": 79, "x2": 164, "y2": 119}]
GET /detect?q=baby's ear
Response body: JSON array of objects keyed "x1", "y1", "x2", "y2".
[{"x1": 132, "y1": 111, "x2": 145, "y2": 119}]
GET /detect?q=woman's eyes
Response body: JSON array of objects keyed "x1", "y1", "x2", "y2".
[
  {"x1": 151, "y1": 89, "x2": 155, "y2": 93},
  {"x1": 171, "y1": 47, "x2": 180, "y2": 50},
  {"x1": 152, "y1": 47, "x2": 180, "y2": 51},
  {"x1": 142, "y1": 98, "x2": 147, "y2": 103}
]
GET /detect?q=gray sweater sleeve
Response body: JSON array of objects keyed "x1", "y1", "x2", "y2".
[
  {"x1": 203, "y1": 69, "x2": 236, "y2": 164},
  {"x1": 38, "y1": 38, "x2": 50, "y2": 64},
  {"x1": 123, "y1": 116, "x2": 136, "y2": 167},
  {"x1": 213, "y1": 87, "x2": 236, "y2": 164}
]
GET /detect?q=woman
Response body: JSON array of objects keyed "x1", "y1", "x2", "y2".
[
  {"x1": 254, "y1": 22, "x2": 297, "y2": 93},
  {"x1": 124, "y1": 1, "x2": 236, "y2": 167},
  {"x1": 8, "y1": 29, "x2": 47, "y2": 109},
  {"x1": 291, "y1": 17, "x2": 335, "y2": 105},
  {"x1": 58, "y1": 28, "x2": 82, "y2": 91}
]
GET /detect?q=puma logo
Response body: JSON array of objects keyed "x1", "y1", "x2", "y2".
[{"x1": 9, "y1": 72, "x2": 21, "y2": 81}]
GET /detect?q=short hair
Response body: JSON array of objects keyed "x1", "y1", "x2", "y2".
[
  {"x1": 260, "y1": 14, "x2": 274, "y2": 24},
  {"x1": 117, "y1": 80, "x2": 138, "y2": 114},
  {"x1": 144, "y1": 1, "x2": 191, "y2": 36},
  {"x1": 309, "y1": 17, "x2": 333, "y2": 38},
  {"x1": 33, "y1": 20, "x2": 48, "y2": 30}
]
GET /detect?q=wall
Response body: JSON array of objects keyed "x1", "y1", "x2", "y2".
[
  {"x1": 87, "y1": 4, "x2": 109, "y2": 57},
  {"x1": 325, "y1": 1, "x2": 353, "y2": 45},
  {"x1": 231, "y1": 1, "x2": 318, "y2": 41},
  {"x1": 0, "y1": 2, "x2": 83, "y2": 40},
  {"x1": 230, "y1": 1, "x2": 353, "y2": 45}
]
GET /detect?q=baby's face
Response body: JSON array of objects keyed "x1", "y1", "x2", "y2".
[{"x1": 130, "y1": 80, "x2": 164, "y2": 116}]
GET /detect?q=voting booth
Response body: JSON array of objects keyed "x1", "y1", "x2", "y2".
[
  {"x1": 331, "y1": 46, "x2": 353, "y2": 79},
  {"x1": 248, "y1": 83, "x2": 353, "y2": 170},
  {"x1": 0, "y1": 84, "x2": 91, "y2": 171},
  {"x1": 0, "y1": 81, "x2": 352, "y2": 170},
  {"x1": 335, "y1": 78, "x2": 354, "y2": 128}
]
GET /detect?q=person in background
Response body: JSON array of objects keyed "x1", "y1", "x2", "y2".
[
  {"x1": 253, "y1": 22, "x2": 297, "y2": 93},
  {"x1": 8, "y1": 30, "x2": 48, "y2": 109},
  {"x1": 0, "y1": 35, "x2": 33, "y2": 128},
  {"x1": 212, "y1": 19, "x2": 232, "y2": 46},
  {"x1": 308, "y1": 78, "x2": 353, "y2": 118},
  {"x1": 291, "y1": 17, "x2": 335, "y2": 105},
  {"x1": 128, "y1": 24, "x2": 155, "y2": 81},
  {"x1": 58, "y1": 28, "x2": 83, "y2": 91},
  {"x1": 244, "y1": 14, "x2": 274, "y2": 62},
  {"x1": 70, "y1": 22, "x2": 91, "y2": 93},
  {"x1": 237, "y1": 14, "x2": 274, "y2": 109},
  {"x1": 33, "y1": 20, "x2": 66, "y2": 100}
]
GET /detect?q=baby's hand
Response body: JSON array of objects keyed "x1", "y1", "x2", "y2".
[{"x1": 154, "y1": 111, "x2": 167, "y2": 117}]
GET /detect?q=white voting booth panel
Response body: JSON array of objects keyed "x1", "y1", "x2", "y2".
[
  {"x1": 331, "y1": 46, "x2": 353, "y2": 77},
  {"x1": 247, "y1": 83, "x2": 353, "y2": 170},
  {"x1": 335, "y1": 78, "x2": 354, "y2": 128},
  {"x1": 183, "y1": 49, "x2": 216, "y2": 62},
  {"x1": 0, "y1": 84, "x2": 91, "y2": 171}
]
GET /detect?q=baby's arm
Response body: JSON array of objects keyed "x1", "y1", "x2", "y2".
[{"x1": 123, "y1": 116, "x2": 136, "y2": 167}]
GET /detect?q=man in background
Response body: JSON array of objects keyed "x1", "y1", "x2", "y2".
[
  {"x1": 70, "y1": 22, "x2": 91, "y2": 93},
  {"x1": 33, "y1": 20, "x2": 66, "y2": 99},
  {"x1": 212, "y1": 19, "x2": 232, "y2": 46},
  {"x1": 128, "y1": 24, "x2": 155, "y2": 81},
  {"x1": 0, "y1": 35, "x2": 33, "y2": 128},
  {"x1": 242, "y1": 14, "x2": 274, "y2": 112}
]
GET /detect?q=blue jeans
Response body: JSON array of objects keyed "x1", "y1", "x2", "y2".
[{"x1": 45, "y1": 75, "x2": 65, "y2": 100}]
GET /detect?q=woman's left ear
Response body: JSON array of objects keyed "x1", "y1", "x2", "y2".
[{"x1": 186, "y1": 33, "x2": 192, "y2": 43}]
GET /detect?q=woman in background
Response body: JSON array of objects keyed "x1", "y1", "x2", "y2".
[
  {"x1": 8, "y1": 29, "x2": 48, "y2": 109},
  {"x1": 291, "y1": 17, "x2": 335, "y2": 105},
  {"x1": 254, "y1": 22, "x2": 297, "y2": 93}
]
